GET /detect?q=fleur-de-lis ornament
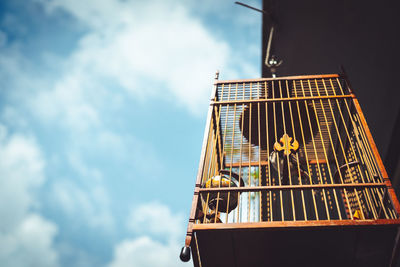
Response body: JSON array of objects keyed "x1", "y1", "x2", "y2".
[{"x1": 273, "y1": 133, "x2": 299, "y2": 156}]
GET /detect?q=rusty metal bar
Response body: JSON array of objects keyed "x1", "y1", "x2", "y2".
[
  {"x1": 211, "y1": 94, "x2": 354, "y2": 105},
  {"x1": 214, "y1": 74, "x2": 340, "y2": 85}
]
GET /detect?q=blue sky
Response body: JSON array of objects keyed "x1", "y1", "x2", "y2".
[{"x1": 0, "y1": 0, "x2": 260, "y2": 266}]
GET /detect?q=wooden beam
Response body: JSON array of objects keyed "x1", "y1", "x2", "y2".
[
  {"x1": 192, "y1": 218, "x2": 400, "y2": 231},
  {"x1": 352, "y1": 96, "x2": 400, "y2": 215}
]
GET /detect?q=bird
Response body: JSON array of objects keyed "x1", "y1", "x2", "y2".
[
  {"x1": 202, "y1": 170, "x2": 244, "y2": 213},
  {"x1": 269, "y1": 150, "x2": 310, "y2": 185},
  {"x1": 194, "y1": 208, "x2": 222, "y2": 223}
]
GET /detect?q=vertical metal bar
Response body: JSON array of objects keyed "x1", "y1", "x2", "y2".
[
  {"x1": 208, "y1": 111, "x2": 218, "y2": 224},
  {"x1": 344, "y1": 112, "x2": 374, "y2": 219},
  {"x1": 285, "y1": 80, "x2": 308, "y2": 220},
  {"x1": 313, "y1": 79, "x2": 344, "y2": 220},
  {"x1": 224, "y1": 91, "x2": 235, "y2": 221},
  {"x1": 237, "y1": 82, "x2": 246, "y2": 223},
  {"x1": 257, "y1": 82, "x2": 262, "y2": 222},
  {"x1": 351, "y1": 106, "x2": 386, "y2": 211},
  {"x1": 203, "y1": 109, "x2": 217, "y2": 224},
  {"x1": 201, "y1": 111, "x2": 218, "y2": 224},
  {"x1": 220, "y1": 83, "x2": 225, "y2": 101},
  {"x1": 265, "y1": 81, "x2": 273, "y2": 221},
  {"x1": 329, "y1": 79, "x2": 365, "y2": 219},
  {"x1": 323, "y1": 79, "x2": 356, "y2": 219},
  {"x1": 185, "y1": 80, "x2": 218, "y2": 246},
  {"x1": 336, "y1": 79, "x2": 381, "y2": 219},
  {"x1": 354, "y1": 116, "x2": 391, "y2": 218},
  {"x1": 278, "y1": 80, "x2": 296, "y2": 220},
  {"x1": 336, "y1": 78, "x2": 396, "y2": 218},
  {"x1": 344, "y1": 107, "x2": 371, "y2": 219},
  {"x1": 201, "y1": 119, "x2": 213, "y2": 185},
  {"x1": 300, "y1": 79, "x2": 330, "y2": 219},
  {"x1": 213, "y1": 104, "x2": 223, "y2": 222},
  {"x1": 352, "y1": 121, "x2": 381, "y2": 218},
  {"x1": 222, "y1": 85, "x2": 232, "y2": 222},
  {"x1": 272, "y1": 80, "x2": 285, "y2": 221},
  {"x1": 320, "y1": 79, "x2": 356, "y2": 220},
  {"x1": 229, "y1": 83, "x2": 239, "y2": 222},
  {"x1": 248, "y1": 82, "x2": 253, "y2": 222},
  {"x1": 293, "y1": 81, "x2": 319, "y2": 220},
  {"x1": 354, "y1": 116, "x2": 379, "y2": 179}
]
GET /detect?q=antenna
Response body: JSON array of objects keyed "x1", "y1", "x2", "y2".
[
  {"x1": 234, "y1": 1, "x2": 266, "y2": 14},
  {"x1": 235, "y1": 1, "x2": 282, "y2": 77}
]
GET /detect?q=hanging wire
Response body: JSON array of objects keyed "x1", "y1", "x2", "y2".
[{"x1": 235, "y1": 1, "x2": 282, "y2": 77}]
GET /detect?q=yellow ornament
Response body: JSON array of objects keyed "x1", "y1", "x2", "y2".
[{"x1": 274, "y1": 133, "x2": 299, "y2": 156}]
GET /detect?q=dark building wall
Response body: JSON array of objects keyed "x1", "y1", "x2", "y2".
[
  {"x1": 261, "y1": 0, "x2": 400, "y2": 189},
  {"x1": 386, "y1": 108, "x2": 400, "y2": 195}
]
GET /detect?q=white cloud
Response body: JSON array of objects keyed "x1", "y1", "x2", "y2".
[
  {"x1": 127, "y1": 202, "x2": 184, "y2": 241},
  {"x1": 49, "y1": 150, "x2": 114, "y2": 230},
  {"x1": 0, "y1": 126, "x2": 45, "y2": 231},
  {"x1": 56, "y1": 242, "x2": 100, "y2": 267},
  {"x1": 109, "y1": 236, "x2": 185, "y2": 267},
  {"x1": 0, "y1": 0, "x2": 260, "y2": 265},
  {"x1": 39, "y1": 0, "x2": 125, "y2": 29},
  {"x1": 0, "y1": 214, "x2": 59, "y2": 267},
  {"x1": 33, "y1": 0, "x2": 258, "y2": 115},
  {"x1": 32, "y1": 72, "x2": 101, "y2": 132},
  {"x1": 51, "y1": 179, "x2": 113, "y2": 229},
  {"x1": 108, "y1": 202, "x2": 187, "y2": 267},
  {"x1": 0, "y1": 125, "x2": 59, "y2": 267}
]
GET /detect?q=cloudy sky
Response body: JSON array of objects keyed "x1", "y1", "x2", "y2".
[{"x1": 0, "y1": 0, "x2": 260, "y2": 266}]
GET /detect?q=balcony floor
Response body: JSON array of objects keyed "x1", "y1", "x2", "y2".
[{"x1": 191, "y1": 222, "x2": 400, "y2": 267}]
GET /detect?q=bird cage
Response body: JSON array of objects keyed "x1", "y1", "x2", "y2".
[{"x1": 180, "y1": 73, "x2": 400, "y2": 267}]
